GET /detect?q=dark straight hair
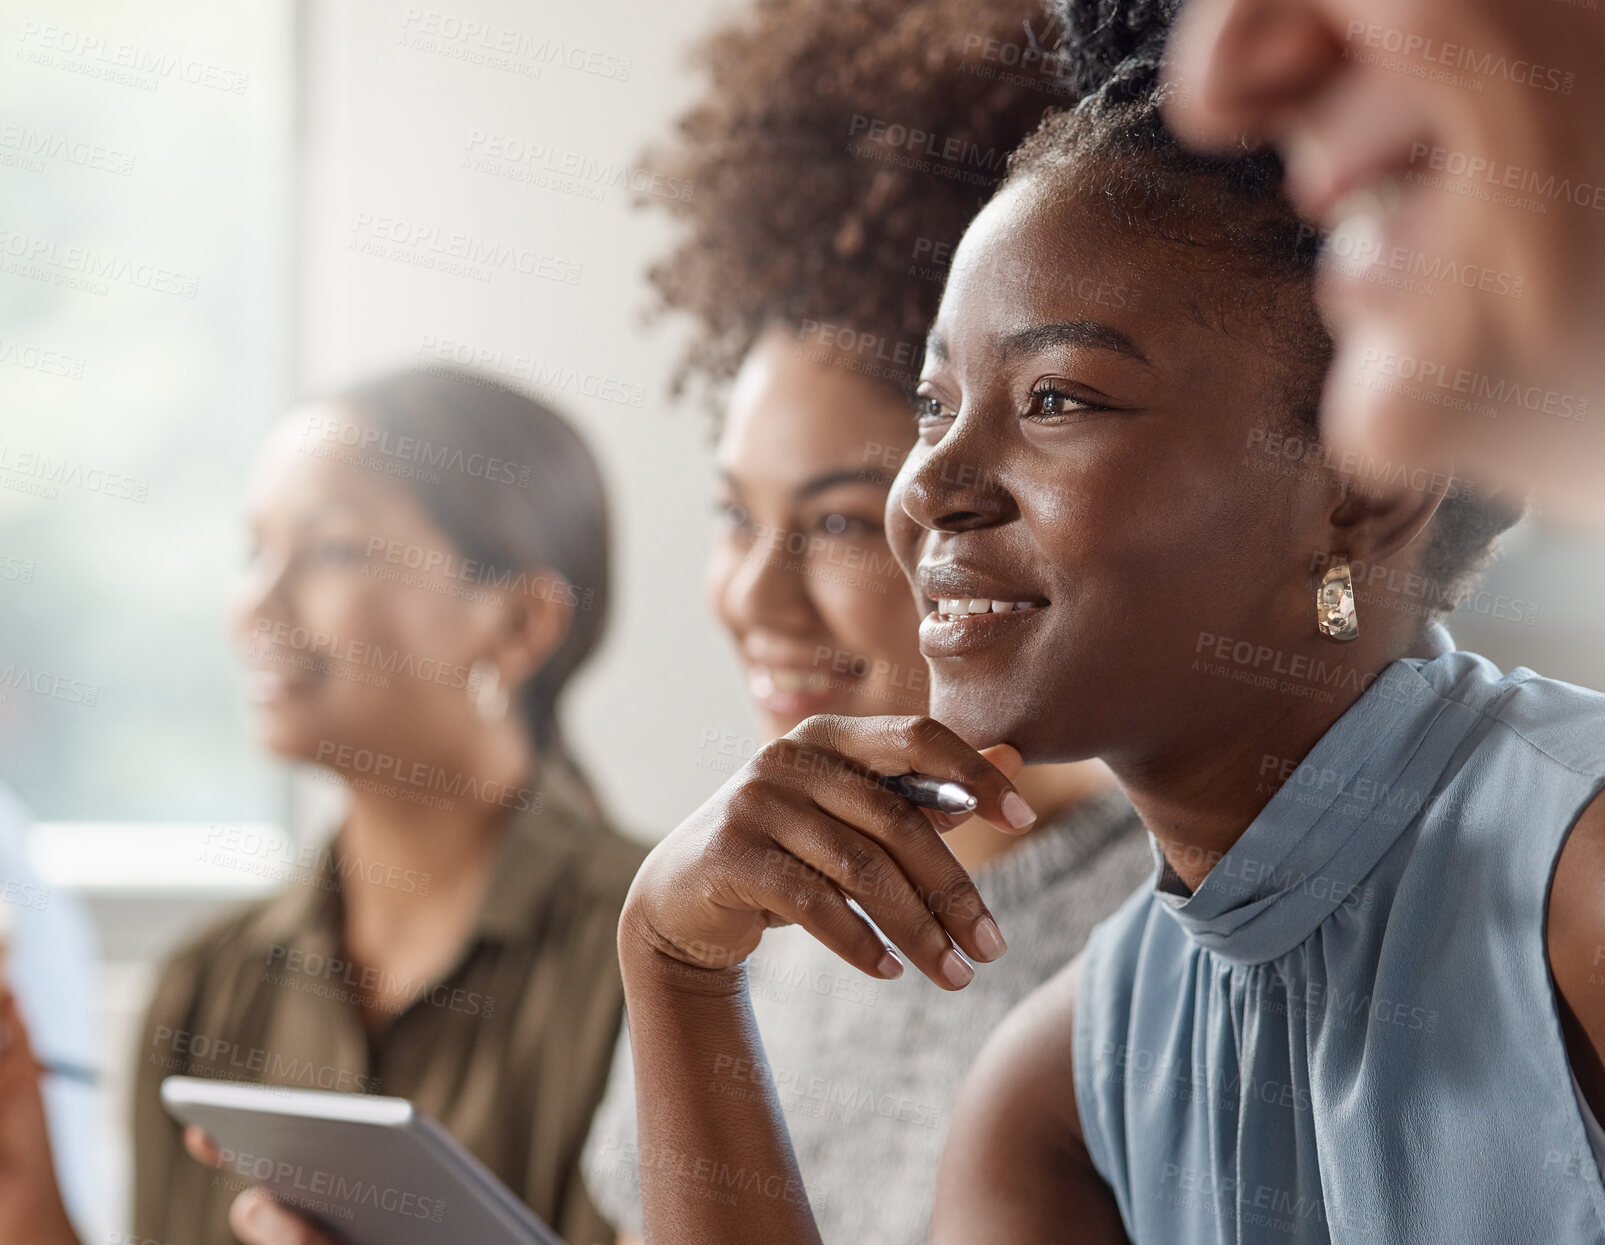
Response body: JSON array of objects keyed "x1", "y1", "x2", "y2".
[{"x1": 331, "y1": 366, "x2": 611, "y2": 757}]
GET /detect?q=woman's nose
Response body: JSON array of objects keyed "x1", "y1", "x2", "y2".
[
  {"x1": 894, "y1": 429, "x2": 1016, "y2": 536},
  {"x1": 230, "y1": 550, "x2": 296, "y2": 645},
  {"x1": 717, "y1": 527, "x2": 818, "y2": 633}
]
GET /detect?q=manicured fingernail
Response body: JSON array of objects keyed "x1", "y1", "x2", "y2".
[
  {"x1": 973, "y1": 916, "x2": 1007, "y2": 962},
  {"x1": 1001, "y1": 791, "x2": 1037, "y2": 829},
  {"x1": 876, "y1": 950, "x2": 904, "y2": 980},
  {"x1": 940, "y1": 948, "x2": 975, "y2": 988}
]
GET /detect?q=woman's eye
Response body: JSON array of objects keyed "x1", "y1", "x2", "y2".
[
  {"x1": 912, "y1": 392, "x2": 953, "y2": 424},
  {"x1": 815, "y1": 512, "x2": 881, "y2": 538},
  {"x1": 715, "y1": 500, "x2": 751, "y2": 529},
  {"x1": 1027, "y1": 384, "x2": 1107, "y2": 422},
  {"x1": 312, "y1": 541, "x2": 366, "y2": 566}
]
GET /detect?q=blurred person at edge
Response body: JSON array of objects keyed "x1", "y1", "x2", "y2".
[
  {"x1": 0, "y1": 781, "x2": 99, "y2": 1242},
  {"x1": 1150, "y1": 0, "x2": 1605, "y2": 529},
  {"x1": 575, "y1": 0, "x2": 1153, "y2": 1242},
  {"x1": 193, "y1": 1, "x2": 1156, "y2": 1243},
  {"x1": 0, "y1": 368, "x2": 646, "y2": 1245}
]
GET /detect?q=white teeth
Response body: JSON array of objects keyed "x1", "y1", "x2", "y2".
[
  {"x1": 1323, "y1": 172, "x2": 1405, "y2": 259},
  {"x1": 1327, "y1": 187, "x2": 1384, "y2": 257},
  {"x1": 934, "y1": 599, "x2": 1038, "y2": 620},
  {"x1": 768, "y1": 668, "x2": 832, "y2": 693}
]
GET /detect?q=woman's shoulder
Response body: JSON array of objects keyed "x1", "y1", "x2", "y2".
[
  {"x1": 149, "y1": 887, "x2": 321, "y2": 1010},
  {"x1": 1413, "y1": 650, "x2": 1605, "y2": 777},
  {"x1": 529, "y1": 756, "x2": 650, "y2": 901},
  {"x1": 577, "y1": 821, "x2": 651, "y2": 896},
  {"x1": 137, "y1": 889, "x2": 320, "y2": 1059}
]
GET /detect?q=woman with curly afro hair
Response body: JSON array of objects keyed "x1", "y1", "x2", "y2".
[{"x1": 577, "y1": 1, "x2": 1154, "y2": 1243}]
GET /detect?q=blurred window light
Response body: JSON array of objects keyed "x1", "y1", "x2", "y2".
[{"x1": 0, "y1": 1, "x2": 295, "y2": 825}]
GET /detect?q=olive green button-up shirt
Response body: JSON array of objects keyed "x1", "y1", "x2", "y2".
[{"x1": 132, "y1": 760, "x2": 647, "y2": 1245}]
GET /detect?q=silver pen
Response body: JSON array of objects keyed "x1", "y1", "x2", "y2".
[{"x1": 879, "y1": 772, "x2": 978, "y2": 815}]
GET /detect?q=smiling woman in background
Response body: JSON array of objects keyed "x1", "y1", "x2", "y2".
[
  {"x1": 576, "y1": 2, "x2": 1153, "y2": 1242},
  {"x1": 0, "y1": 368, "x2": 646, "y2": 1245}
]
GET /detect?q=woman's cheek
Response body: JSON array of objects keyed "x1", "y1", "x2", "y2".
[
  {"x1": 704, "y1": 543, "x2": 740, "y2": 626},
  {"x1": 885, "y1": 465, "x2": 928, "y2": 573},
  {"x1": 810, "y1": 557, "x2": 928, "y2": 716}
]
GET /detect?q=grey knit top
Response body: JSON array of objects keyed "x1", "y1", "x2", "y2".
[{"x1": 581, "y1": 787, "x2": 1155, "y2": 1244}]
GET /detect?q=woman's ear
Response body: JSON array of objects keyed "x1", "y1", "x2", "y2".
[
  {"x1": 1325, "y1": 469, "x2": 1452, "y2": 569},
  {"x1": 490, "y1": 568, "x2": 576, "y2": 690}
]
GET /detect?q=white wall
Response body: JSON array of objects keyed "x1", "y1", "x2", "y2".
[{"x1": 297, "y1": 0, "x2": 755, "y2": 841}]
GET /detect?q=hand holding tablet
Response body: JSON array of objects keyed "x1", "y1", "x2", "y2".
[{"x1": 163, "y1": 1076, "x2": 564, "y2": 1245}]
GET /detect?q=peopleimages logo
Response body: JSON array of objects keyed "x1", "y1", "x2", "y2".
[
  {"x1": 0, "y1": 226, "x2": 199, "y2": 298},
  {"x1": 148, "y1": 1025, "x2": 380, "y2": 1093},
  {"x1": 0, "y1": 334, "x2": 88, "y2": 379},
  {"x1": 217, "y1": 1148, "x2": 447, "y2": 1222},
  {"x1": 1407, "y1": 143, "x2": 1605, "y2": 213},
  {"x1": 301, "y1": 410, "x2": 535, "y2": 485},
  {"x1": 463, "y1": 130, "x2": 691, "y2": 203},
  {"x1": 1355, "y1": 348, "x2": 1589, "y2": 421},
  {"x1": 312, "y1": 740, "x2": 544, "y2": 814},
  {"x1": 846, "y1": 114, "x2": 1009, "y2": 174},
  {"x1": 15, "y1": 21, "x2": 252, "y2": 93},
  {"x1": 0, "y1": 124, "x2": 136, "y2": 175},
  {"x1": 399, "y1": 8, "x2": 632, "y2": 81},
  {"x1": 1343, "y1": 22, "x2": 1575, "y2": 94},
  {"x1": 348, "y1": 213, "x2": 583, "y2": 286}
]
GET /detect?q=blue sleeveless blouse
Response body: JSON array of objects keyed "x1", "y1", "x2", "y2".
[{"x1": 1074, "y1": 651, "x2": 1605, "y2": 1243}]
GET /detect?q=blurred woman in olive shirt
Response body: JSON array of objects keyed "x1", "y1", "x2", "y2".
[{"x1": 125, "y1": 368, "x2": 644, "y2": 1245}]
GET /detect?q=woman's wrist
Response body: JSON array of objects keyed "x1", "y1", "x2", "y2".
[{"x1": 617, "y1": 906, "x2": 752, "y2": 1001}]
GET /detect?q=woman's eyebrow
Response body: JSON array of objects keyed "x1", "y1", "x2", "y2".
[
  {"x1": 301, "y1": 499, "x2": 373, "y2": 525},
  {"x1": 795, "y1": 468, "x2": 892, "y2": 500},
  {"x1": 1000, "y1": 320, "x2": 1151, "y2": 366}
]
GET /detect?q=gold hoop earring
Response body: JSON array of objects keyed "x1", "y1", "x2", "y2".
[{"x1": 1317, "y1": 559, "x2": 1359, "y2": 642}]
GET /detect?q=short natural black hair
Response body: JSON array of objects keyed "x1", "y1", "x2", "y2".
[{"x1": 1011, "y1": 0, "x2": 1524, "y2": 614}]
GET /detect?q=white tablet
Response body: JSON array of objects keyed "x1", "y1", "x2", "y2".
[{"x1": 160, "y1": 1076, "x2": 564, "y2": 1245}]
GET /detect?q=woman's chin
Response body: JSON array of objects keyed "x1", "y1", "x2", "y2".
[
  {"x1": 253, "y1": 716, "x2": 332, "y2": 765},
  {"x1": 929, "y1": 686, "x2": 1071, "y2": 762}
]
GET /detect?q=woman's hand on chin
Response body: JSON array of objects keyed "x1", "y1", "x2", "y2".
[{"x1": 619, "y1": 713, "x2": 1032, "y2": 992}]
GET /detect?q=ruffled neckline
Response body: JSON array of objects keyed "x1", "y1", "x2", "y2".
[{"x1": 1154, "y1": 657, "x2": 1480, "y2": 964}]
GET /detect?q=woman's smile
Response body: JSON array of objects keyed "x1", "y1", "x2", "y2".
[{"x1": 913, "y1": 557, "x2": 1050, "y2": 655}]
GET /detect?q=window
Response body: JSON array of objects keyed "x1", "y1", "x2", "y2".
[{"x1": 1, "y1": 2, "x2": 295, "y2": 824}]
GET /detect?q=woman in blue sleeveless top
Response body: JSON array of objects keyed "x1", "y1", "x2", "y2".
[
  {"x1": 1075, "y1": 647, "x2": 1605, "y2": 1242},
  {"x1": 604, "y1": 13, "x2": 1605, "y2": 1245},
  {"x1": 554, "y1": 15, "x2": 1605, "y2": 1245}
]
